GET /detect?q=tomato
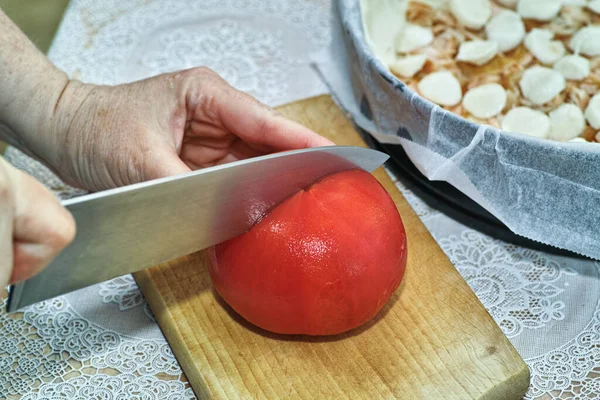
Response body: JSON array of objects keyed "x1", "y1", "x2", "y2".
[{"x1": 208, "y1": 169, "x2": 407, "y2": 336}]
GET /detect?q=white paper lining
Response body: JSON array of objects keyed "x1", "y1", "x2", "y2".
[{"x1": 314, "y1": 0, "x2": 600, "y2": 259}]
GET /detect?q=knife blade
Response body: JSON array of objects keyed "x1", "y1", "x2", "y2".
[{"x1": 7, "y1": 146, "x2": 388, "y2": 312}]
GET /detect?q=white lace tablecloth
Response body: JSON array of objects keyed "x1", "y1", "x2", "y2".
[{"x1": 1, "y1": 0, "x2": 598, "y2": 398}]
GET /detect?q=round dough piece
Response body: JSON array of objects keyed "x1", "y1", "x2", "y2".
[
  {"x1": 463, "y1": 83, "x2": 507, "y2": 119},
  {"x1": 456, "y1": 40, "x2": 499, "y2": 66},
  {"x1": 502, "y1": 107, "x2": 551, "y2": 138},
  {"x1": 417, "y1": 71, "x2": 463, "y2": 106},
  {"x1": 390, "y1": 54, "x2": 428, "y2": 78},
  {"x1": 585, "y1": 92, "x2": 600, "y2": 129},
  {"x1": 450, "y1": 0, "x2": 492, "y2": 30},
  {"x1": 553, "y1": 55, "x2": 591, "y2": 80},
  {"x1": 569, "y1": 26, "x2": 600, "y2": 57},
  {"x1": 548, "y1": 104, "x2": 586, "y2": 141},
  {"x1": 517, "y1": 0, "x2": 562, "y2": 22},
  {"x1": 485, "y1": 10, "x2": 526, "y2": 52},
  {"x1": 396, "y1": 24, "x2": 434, "y2": 53},
  {"x1": 524, "y1": 29, "x2": 565, "y2": 65},
  {"x1": 519, "y1": 66, "x2": 566, "y2": 105}
]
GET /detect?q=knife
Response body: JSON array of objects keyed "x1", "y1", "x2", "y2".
[{"x1": 7, "y1": 146, "x2": 388, "y2": 312}]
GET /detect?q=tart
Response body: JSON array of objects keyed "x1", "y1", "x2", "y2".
[{"x1": 385, "y1": 0, "x2": 600, "y2": 142}]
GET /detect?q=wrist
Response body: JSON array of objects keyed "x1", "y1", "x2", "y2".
[
  {"x1": 0, "y1": 9, "x2": 83, "y2": 167},
  {"x1": 0, "y1": 65, "x2": 67, "y2": 157},
  {"x1": 13, "y1": 73, "x2": 97, "y2": 175},
  {"x1": 0, "y1": 58, "x2": 97, "y2": 171},
  {"x1": 36, "y1": 79, "x2": 97, "y2": 170}
]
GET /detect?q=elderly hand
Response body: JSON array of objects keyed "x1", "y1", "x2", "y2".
[
  {"x1": 0, "y1": 8, "x2": 333, "y2": 286},
  {"x1": 32, "y1": 67, "x2": 333, "y2": 192}
]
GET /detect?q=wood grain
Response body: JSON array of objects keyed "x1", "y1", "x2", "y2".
[{"x1": 134, "y1": 95, "x2": 530, "y2": 400}]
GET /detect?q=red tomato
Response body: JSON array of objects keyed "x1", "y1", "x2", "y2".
[{"x1": 208, "y1": 169, "x2": 407, "y2": 335}]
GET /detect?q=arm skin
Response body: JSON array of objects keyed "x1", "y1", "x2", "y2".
[
  {"x1": 0, "y1": 8, "x2": 71, "y2": 161},
  {"x1": 0, "y1": 9, "x2": 75, "y2": 288},
  {"x1": 0, "y1": 7, "x2": 334, "y2": 288}
]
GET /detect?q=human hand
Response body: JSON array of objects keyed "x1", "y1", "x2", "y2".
[
  {"x1": 0, "y1": 157, "x2": 75, "y2": 287},
  {"x1": 0, "y1": 11, "x2": 331, "y2": 285},
  {"x1": 34, "y1": 67, "x2": 334, "y2": 192}
]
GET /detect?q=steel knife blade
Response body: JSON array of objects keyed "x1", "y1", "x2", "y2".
[{"x1": 7, "y1": 146, "x2": 388, "y2": 312}]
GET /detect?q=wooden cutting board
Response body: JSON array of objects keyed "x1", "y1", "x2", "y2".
[{"x1": 134, "y1": 95, "x2": 530, "y2": 400}]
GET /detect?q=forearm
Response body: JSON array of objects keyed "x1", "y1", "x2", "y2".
[{"x1": 0, "y1": 8, "x2": 70, "y2": 161}]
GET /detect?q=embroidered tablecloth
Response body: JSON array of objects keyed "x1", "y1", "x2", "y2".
[{"x1": 2, "y1": 1, "x2": 598, "y2": 398}]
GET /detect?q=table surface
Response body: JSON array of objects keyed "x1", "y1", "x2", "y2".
[{"x1": 1, "y1": 1, "x2": 599, "y2": 399}]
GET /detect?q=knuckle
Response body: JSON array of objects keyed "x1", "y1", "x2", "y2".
[
  {"x1": 194, "y1": 66, "x2": 223, "y2": 82},
  {"x1": 256, "y1": 103, "x2": 277, "y2": 129},
  {"x1": 49, "y1": 212, "x2": 76, "y2": 250},
  {"x1": 179, "y1": 66, "x2": 222, "y2": 83},
  {"x1": 198, "y1": 92, "x2": 220, "y2": 122},
  {"x1": 255, "y1": 113, "x2": 276, "y2": 140},
  {"x1": 193, "y1": 66, "x2": 217, "y2": 76}
]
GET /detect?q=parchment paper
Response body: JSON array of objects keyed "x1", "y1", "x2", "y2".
[{"x1": 315, "y1": 0, "x2": 600, "y2": 259}]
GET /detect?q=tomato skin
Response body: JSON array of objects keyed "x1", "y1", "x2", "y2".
[{"x1": 208, "y1": 169, "x2": 407, "y2": 336}]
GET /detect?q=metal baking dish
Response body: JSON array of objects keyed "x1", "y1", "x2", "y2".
[{"x1": 325, "y1": 0, "x2": 600, "y2": 259}]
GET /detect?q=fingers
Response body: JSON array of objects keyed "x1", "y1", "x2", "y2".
[
  {"x1": 182, "y1": 68, "x2": 335, "y2": 151},
  {"x1": 217, "y1": 90, "x2": 335, "y2": 151},
  {"x1": 0, "y1": 158, "x2": 76, "y2": 284}
]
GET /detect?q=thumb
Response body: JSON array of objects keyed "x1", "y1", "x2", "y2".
[{"x1": 0, "y1": 158, "x2": 76, "y2": 284}]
